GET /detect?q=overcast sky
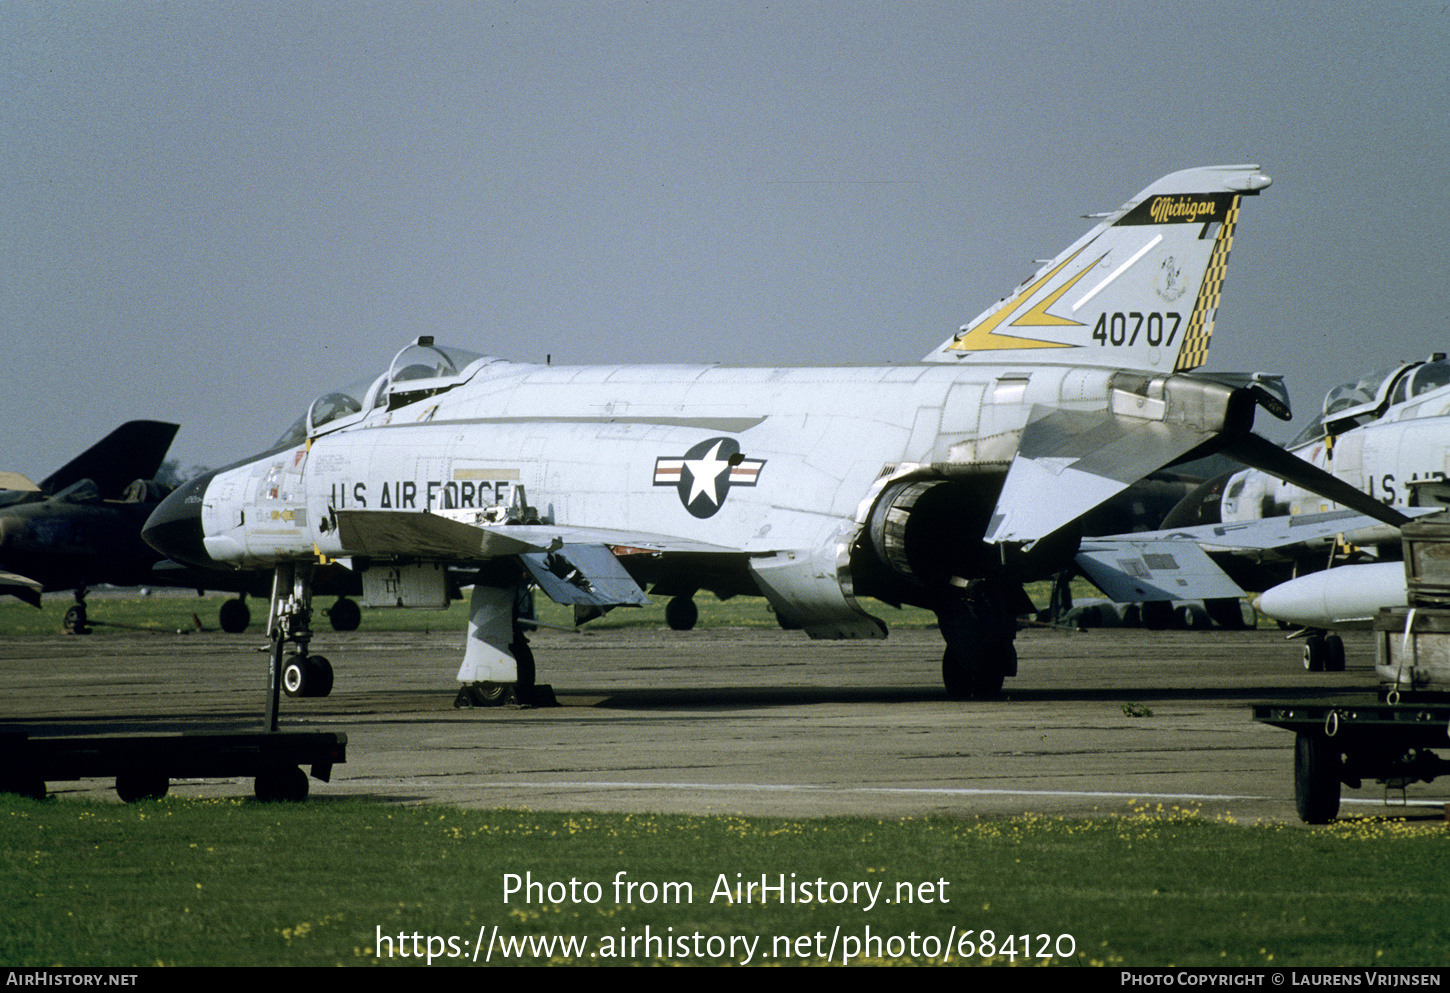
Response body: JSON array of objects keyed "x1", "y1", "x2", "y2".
[{"x1": 3, "y1": 1, "x2": 1447, "y2": 478}]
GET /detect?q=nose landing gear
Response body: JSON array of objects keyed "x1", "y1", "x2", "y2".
[{"x1": 265, "y1": 563, "x2": 334, "y2": 729}]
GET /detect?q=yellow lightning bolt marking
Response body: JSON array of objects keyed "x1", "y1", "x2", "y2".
[
  {"x1": 949, "y1": 248, "x2": 1103, "y2": 351},
  {"x1": 1010, "y1": 258, "x2": 1101, "y2": 328}
]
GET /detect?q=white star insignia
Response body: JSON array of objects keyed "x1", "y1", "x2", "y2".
[{"x1": 683, "y1": 441, "x2": 730, "y2": 505}]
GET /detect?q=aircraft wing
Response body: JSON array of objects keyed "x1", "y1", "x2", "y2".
[
  {"x1": 0, "y1": 569, "x2": 43, "y2": 608},
  {"x1": 332, "y1": 509, "x2": 739, "y2": 560},
  {"x1": 1075, "y1": 539, "x2": 1246, "y2": 602}
]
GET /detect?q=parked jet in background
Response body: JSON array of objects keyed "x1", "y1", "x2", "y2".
[
  {"x1": 1, "y1": 421, "x2": 180, "y2": 628},
  {"x1": 1161, "y1": 355, "x2": 1450, "y2": 665},
  {"x1": 144, "y1": 164, "x2": 1408, "y2": 703},
  {"x1": 0, "y1": 420, "x2": 178, "y2": 510},
  {"x1": 0, "y1": 420, "x2": 360, "y2": 633}
]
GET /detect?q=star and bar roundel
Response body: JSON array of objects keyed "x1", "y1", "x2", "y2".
[{"x1": 653, "y1": 437, "x2": 766, "y2": 518}]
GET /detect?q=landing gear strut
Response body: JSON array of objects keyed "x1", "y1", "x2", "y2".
[
  {"x1": 63, "y1": 590, "x2": 90, "y2": 635},
  {"x1": 937, "y1": 579, "x2": 1018, "y2": 700},
  {"x1": 455, "y1": 570, "x2": 542, "y2": 708},
  {"x1": 265, "y1": 563, "x2": 333, "y2": 730}
]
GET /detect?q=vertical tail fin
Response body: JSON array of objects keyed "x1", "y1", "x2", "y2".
[
  {"x1": 41, "y1": 420, "x2": 180, "y2": 499},
  {"x1": 925, "y1": 165, "x2": 1270, "y2": 372}
]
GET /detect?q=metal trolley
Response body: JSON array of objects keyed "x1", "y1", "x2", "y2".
[{"x1": 1253, "y1": 699, "x2": 1450, "y2": 823}]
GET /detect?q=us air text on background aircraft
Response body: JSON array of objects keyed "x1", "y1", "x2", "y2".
[{"x1": 143, "y1": 164, "x2": 1409, "y2": 705}]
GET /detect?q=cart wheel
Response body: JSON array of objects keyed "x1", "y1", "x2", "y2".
[
  {"x1": 116, "y1": 772, "x2": 170, "y2": 803},
  {"x1": 1, "y1": 776, "x2": 47, "y2": 800},
  {"x1": 255, "y1": 765, "x2": 309, "y2": 802},
  {"x1": 1294, "y1": 734, "x2": 1341, "y2": 824},
  {"x1": 1325, "y1": 634, "x2": 1346, "y2": 672}
]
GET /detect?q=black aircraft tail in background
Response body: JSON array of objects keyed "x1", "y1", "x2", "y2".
[{"x1": 39, "y1": 420, "x2": 180, "y2": 499}]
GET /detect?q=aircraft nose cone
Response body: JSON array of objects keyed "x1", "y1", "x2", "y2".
[{"x1": 142, "y1": 473, "x2": 214, "y2": 568}]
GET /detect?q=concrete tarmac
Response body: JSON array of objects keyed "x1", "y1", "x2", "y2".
[{"x1": 4, "y1": 624, "x2": 1447, "y2": 821}]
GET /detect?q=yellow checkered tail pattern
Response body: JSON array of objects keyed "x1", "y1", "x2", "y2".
[{"x1": 1174, "y1": 195, "x2": 1242, "y2": 372}]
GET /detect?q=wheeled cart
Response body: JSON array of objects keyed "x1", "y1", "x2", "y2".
[
  {"x1": 1253, "y1": 700, "x2": 1450, "y2": 823},
  {"x1": 1, "y1": 730, "x2": 347, "y2": 802}
]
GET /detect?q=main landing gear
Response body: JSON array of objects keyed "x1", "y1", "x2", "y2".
[
  {"x1": 1301, "y1": 630, "x2": 1346, "y2": 672},
  {"x1": 454, "y1": 569, "x2": 547, "y2": 708},
  {"x1": 63, "y1": 590, "x2": 90, "y2": 634},
  {"x1": 936, "y1": 579, "x2": 1018, "y2": 700},
  {"x1": 455, "y1": 627, "x2": 537, "y2": 707}
]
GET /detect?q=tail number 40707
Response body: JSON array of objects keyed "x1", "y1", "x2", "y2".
[{"x1": 1092, "y1": 312, "x2": 1181, "y2": 348}]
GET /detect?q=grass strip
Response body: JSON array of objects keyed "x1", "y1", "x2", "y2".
[{"x1": 3, "y1": 797, "x2": 1446, "y2": 967}]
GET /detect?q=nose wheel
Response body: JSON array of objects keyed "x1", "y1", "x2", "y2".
[{"x1": 282, "y1": 654, "x2": 334, "y2": 697}]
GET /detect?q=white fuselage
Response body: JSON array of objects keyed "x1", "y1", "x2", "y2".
[{"x1": 198, "y1": 358, "x2": 1130, "y2": 569}]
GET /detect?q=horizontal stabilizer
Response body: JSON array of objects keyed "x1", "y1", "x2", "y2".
[
  {"x1": 1096, "y1": 507, "x2": 1437, "y2": 551},
  {"x1": 333, "y1": 510, "x2": 735, "y2": 561},
  {"x1": 1076, "y1": 539, "x2": 1244, "y2": 603},
  {"x1": 985, "y1": 405, "x2": 1217, "y2": 543},
  {"x1": 1223, "y1": 433, "x2": 1413, "y2": 529},
  {"x1": 520, "y1": 544, "x2": 650, "y2": 607}
]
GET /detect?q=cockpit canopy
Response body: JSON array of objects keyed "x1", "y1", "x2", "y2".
[
  {"x1": 384, "y1": 339, "x2": 489, "y2": 411},
  {"x1": 272, "y1": 337, "x2": 491, "y2": 448},
  {"x1": 1289, "y1": 353, "x2": 1450, "y2": 448},
  {"x1": 1387, "y1": 356, "x2": 1450, "y2": 408}
]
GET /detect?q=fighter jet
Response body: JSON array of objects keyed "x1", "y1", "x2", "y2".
[
  {"x1": 0, "y1": 420, "x2": 361, "y2": 633},
  {"x1": 1161, "y1": 354, "x2": 1450, "y2": 665},
  {"x1": 144, "y1": 164, "x2": 1408, "y2": 703},
  {"x1": 1, "y1": 421, "x2": 181, "y2": 629}
]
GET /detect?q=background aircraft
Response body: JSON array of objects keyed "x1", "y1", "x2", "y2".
[
  {"x1": 0, "y1": 420, "x2": 361, "y2": 633},
  {"x1": 144, "y1": 165, "x2": 1407, "y2": 703},
  {"x1": 1, "y1": 421, "x2": 179, "y2": 629},
  {"x1": 1159, "y1": 355, "x2": 1450, "y2": 665}
]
